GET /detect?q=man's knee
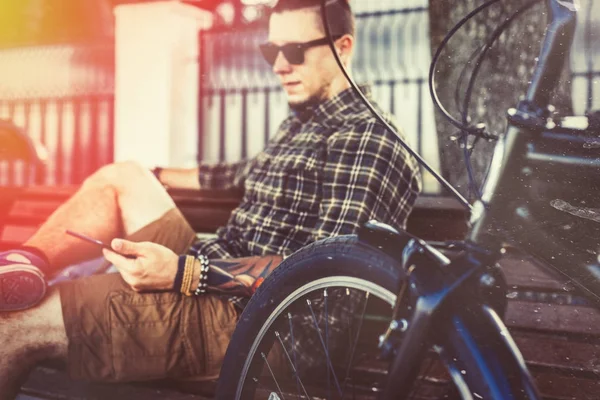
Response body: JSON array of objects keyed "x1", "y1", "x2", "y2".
[{"x1": 84, "y1": 161, "x2": 153, "y2": 194}]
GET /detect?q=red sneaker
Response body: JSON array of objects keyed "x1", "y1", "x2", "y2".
[{"x1": 0, "y1": 252, "x2": 47, "y2": 312}]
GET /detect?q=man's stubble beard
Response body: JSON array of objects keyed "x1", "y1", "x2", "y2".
[{"x1": 288, "y1": 80, "x2": 332, "y2": 112}]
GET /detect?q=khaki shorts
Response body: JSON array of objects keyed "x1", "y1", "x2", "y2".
[{"x1": 58, "y1": 208, "x2": 239, "y2": 382}]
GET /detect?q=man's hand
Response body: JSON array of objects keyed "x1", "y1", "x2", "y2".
[{"x1": 102, "y1": 239, "x2": 178, "y2": 292}]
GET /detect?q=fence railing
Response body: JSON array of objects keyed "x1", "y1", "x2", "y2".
[
  {"x1": 0, "y1": 43, "x2": 114, "y2": 186},
  {"x1": 0, "y1": 95, "x2": 114, "y2": 186},
  {"x1": 5, "y1": 0, "x2": 596, "y2": 193},
  {"x1": 197, "y1": 1, "x2": 442, "y2": 193}
]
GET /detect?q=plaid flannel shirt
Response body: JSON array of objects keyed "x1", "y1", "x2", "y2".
[{"x1": 188, "y1": 86, "x2": 421, "y2": 309}]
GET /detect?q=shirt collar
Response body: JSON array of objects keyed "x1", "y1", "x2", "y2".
[{"x1": 291, "y1": 85, "x2": 372, "y2": 126}]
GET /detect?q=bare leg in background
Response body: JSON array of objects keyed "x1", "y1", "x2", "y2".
[
  {"x1": 0, "y1": 162, "x2": 180, "y2": 398},
  {"x1": 20, "y1": 161, "x2": 176, "y2": 274}
]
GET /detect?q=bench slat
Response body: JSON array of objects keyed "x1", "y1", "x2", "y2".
[
  {"x1": 500, "y1": 255, "x2": 576, "y2": 292},
  {"x1": 514, "y1": 331, "x2": 600, "y2": 375},
  {"x1": 506, "y1": 300, "x2": 600, "y2": 335},
  {"x1": 22, "y1": 368, "x2": 211, "y2": 400}
]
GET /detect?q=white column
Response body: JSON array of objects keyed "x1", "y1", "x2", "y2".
[{"x1": 114, "y1": 1, "x2": 212, "y2": 168}]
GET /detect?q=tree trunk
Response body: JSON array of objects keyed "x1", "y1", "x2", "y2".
[{"x1": 429, "y1": 0, "x2": 572, "y2": 198}]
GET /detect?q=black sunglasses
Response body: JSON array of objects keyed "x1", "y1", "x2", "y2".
[{"x1": 259, "y1": 35, "x2": 342, "y2": 66}]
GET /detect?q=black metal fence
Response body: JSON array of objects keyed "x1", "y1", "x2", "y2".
[
  {"x1": 1, "y1": 0, "x2": 596, "y2": 191},
  {"x1": 0, "y1": 95, "x2": 114, "y2": 186},
  {"x1": 0, "y1": 43, "x2": 114, "y2": 186}
]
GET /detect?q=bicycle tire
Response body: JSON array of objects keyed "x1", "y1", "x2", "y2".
[{"x1": 215, "y1": 235, "x2": 513, "y2": 400}]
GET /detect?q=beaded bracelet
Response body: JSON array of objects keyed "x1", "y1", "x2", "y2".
[
  {"x1": 194, "y1": 253, "x2": 210, "y2": 296},
  {"x1": 181, "y1": 255, "x2": 196, "y2": 296}
]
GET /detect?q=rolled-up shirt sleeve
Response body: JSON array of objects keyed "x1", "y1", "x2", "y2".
[
  {"x1": 311, "y1": 121, "x2": 421, "y2": 242},
  {"x1": 197, "y1": 160, "x2": 253, "y2": 191}
]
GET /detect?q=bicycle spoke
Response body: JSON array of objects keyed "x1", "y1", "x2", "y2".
[
  {"x1": 252, "y1": 377, "x2": 284, "y2": 399},
  {"x1": 345, "y1": 289, "x2": 357, "y2": 400},
  {"x1": 275, "y1": 330, "x2": 312, "y2": 400},
  {"x1": 324, "y1": 289, "x2": 331, "y2": 400},
  {"x1": 287, "y1": 313, "x2": 304, "y2": 400},
  {"x1": 306, "y1": 299, "x2": 343, "y2": 398},
  {"x1": 341, "y1": 291, "x2": 370, "y2": 400},
  {"x1": 262, "y1": 351, "x2": 287, "y2": 400},
  {"x1": 346, "y1": 289, "x2": 353, "y2": 352}
]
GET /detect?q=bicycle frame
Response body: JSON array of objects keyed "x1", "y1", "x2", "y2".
[{"x1": 374, "y1": 0, "x2": 582, "y2": 398}]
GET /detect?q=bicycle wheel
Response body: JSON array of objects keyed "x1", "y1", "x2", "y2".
[{"x1": 216, "y1": 235, "x2": 500, "y2": 400}]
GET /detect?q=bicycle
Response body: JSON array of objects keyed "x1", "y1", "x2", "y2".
[{"x1": 215, "y1": 0, "x2": 586, "y2": 398}]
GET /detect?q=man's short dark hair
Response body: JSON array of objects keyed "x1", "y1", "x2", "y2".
[{"x1": 271, "y1": 0, "x2": 355, "y2": 37}]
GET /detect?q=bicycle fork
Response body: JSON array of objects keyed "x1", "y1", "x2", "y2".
[{"x1": 378, "y1": 239, "x2": 540, "y2": 400}]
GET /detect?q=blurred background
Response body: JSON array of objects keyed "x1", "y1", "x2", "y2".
[{"x1": 0, "y1": 0, "x2": 597, "y2": 198}]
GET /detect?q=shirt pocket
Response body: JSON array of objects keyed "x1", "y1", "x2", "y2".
[
  {"x1": 273, "y1": 148, "x2": 322, "y2": 213},
  {"x1": 244, "y1": 152, "x2": 283, "y2": 207}
]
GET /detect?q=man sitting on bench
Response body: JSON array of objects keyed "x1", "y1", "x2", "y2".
[{"x1": 0, "y1": 0, "x2": 421, "y2": 397}]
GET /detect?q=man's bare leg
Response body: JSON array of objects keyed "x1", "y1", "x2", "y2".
[
  {"x1": 21, "y1": 161, "x2": 177, "y2": 273},
  {"x1": 0, "y1": 288, "x2": 67, "y2": 400}
]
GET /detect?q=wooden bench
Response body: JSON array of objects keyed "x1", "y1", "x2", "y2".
[
  {"x1": 2, "y1": 186, "x2": 599, "y2": 399},
  {"x1": 0, "y1": 187, "x2": 467, "y2": 249}
]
